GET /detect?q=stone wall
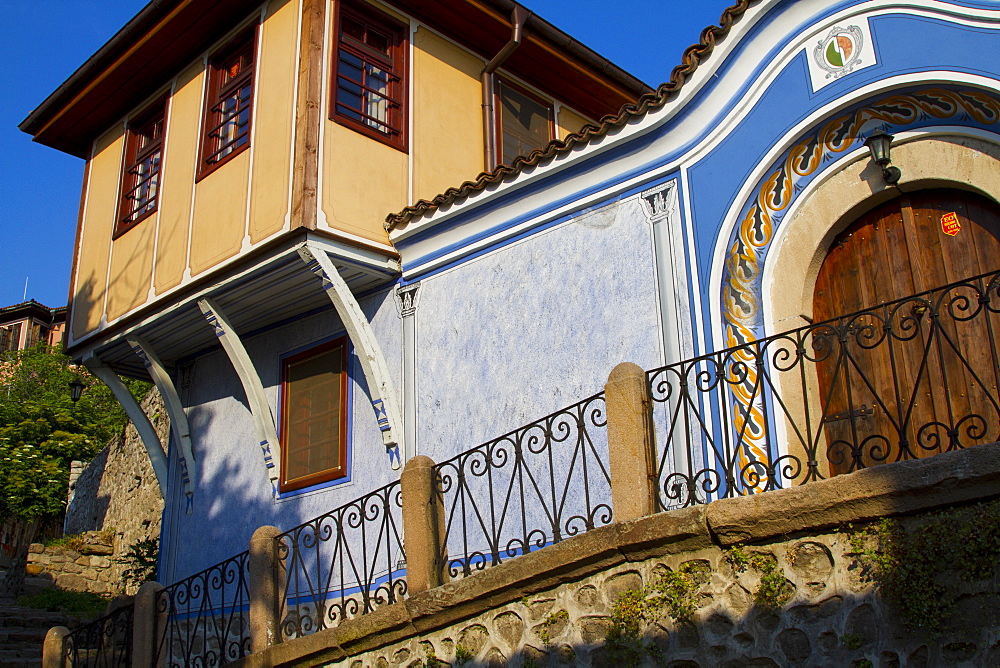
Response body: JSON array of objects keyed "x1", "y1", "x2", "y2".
[
  {"x1": 62, "y1": 387, "x2": 167, "y2": 593},
  {"x1": 25, "y1": 531, "x2": 116, "y2": 595},
  {"x1": 231, "y1": 441, "x2": 1000, "y2": 668},
  {"x1": 337, "y1": 522, "x2": 999, "y2": 667}
]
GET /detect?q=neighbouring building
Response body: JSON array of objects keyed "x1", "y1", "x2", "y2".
[{"x1": 0, "y1": 300, "x2": 66, "y2": 353}]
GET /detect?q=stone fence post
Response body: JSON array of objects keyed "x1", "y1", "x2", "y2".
[
  {"x1": 132, "y1": 581, "x2": 164, "y2": 668},
  {"x1": 400, "y1": 455, "x2": 447, "y2": 594},
  {"x1": 42, "y1": 626, "x2": 68, "y2": 668},
  {"x1": 249, "y1": 525, "x2": 286, "y2": 653},
  {"x1": 605, "y1": 362, "x2": 658, "y2": 521}
]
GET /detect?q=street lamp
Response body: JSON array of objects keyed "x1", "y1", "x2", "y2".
[
  {"x1": 68, "y1": 377, "x2": 85, "y2": 403},
  {"x1": 865, "y1": 129, "x2": 901, "y2": 185}
]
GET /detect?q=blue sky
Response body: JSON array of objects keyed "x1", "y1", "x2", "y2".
[{"x1": 0, "y1": 0, "x2": 733, "y2": 309}]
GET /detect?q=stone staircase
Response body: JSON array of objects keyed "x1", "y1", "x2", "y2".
[{"x1": 0, "y1": 595, "x2": 97, "y2": 668}]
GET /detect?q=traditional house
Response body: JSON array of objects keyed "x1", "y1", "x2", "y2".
[
  {"x1": 19, "y1": 0, "x2": 649, "y2": 583},
  {"x1": 24, "y1": 0, "x2": 1000, "y2": 663}
]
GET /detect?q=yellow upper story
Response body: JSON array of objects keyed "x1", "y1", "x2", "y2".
[{"x1": 23, "y1": 0, "x2": 648, "y2": 348}]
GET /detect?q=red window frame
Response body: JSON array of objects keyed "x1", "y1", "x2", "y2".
[
  {"x1": 198, "y1": 26, "x2": 257, "y2": 180},
  {"x1": 116, "y1": 99, "x2": 167, "y2": 237},
  {"x1": 494, "y1": 77, "x2": 555, "y2": 167},
  {"x1": 279, "y1": 337, "x2": 350, "y2": 493},
  {"x1": 331, "y1": 2, "x2": 408, "y2": 151}
]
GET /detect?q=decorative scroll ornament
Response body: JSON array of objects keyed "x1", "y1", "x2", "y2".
[{"x1": 720, "y1": 87, "x2": 1000, "y2": 487}]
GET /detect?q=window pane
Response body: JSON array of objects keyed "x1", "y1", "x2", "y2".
[
  {"x1": 284, "y1": 345, "x2": 344, "y2": 484},
  {"x1": 333, "y1": 7, "x2": 404, "y2": 143},
  {"x1": 499, "y1": 82, "x2": 552, "y2": 165}
]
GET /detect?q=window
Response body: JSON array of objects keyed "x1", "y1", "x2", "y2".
[
  {"x1": 199, "y1": 27, "x2": 257, "y2": 178},
  {"x1": 496, "y1": 78, "x2": 554, "y2": 166},
  {"x1": 332, "y1": 2, "x2": 407, "y2": 150},
  {"x1": 117, "y1": 100, "x2": 165, "y2": 235},
  {"x1": 280, "y1": 338, "x2": 349, "y2": 492},
  {"x1": 0, "y1": 324, "x2": 20, "y2": 353}
]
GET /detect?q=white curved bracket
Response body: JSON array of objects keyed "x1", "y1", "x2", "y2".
[
  {"x1": 126, "y1": 335, "x2": 197, "y2": 514},
  {"x1": 197, "y1": 298, "x2": 282, "y2": 496},
  {"x1": 298, "y1": 242, "x2": 406, "y2": 470},
  {"x1": 82, "y1": 356, "x2": 168, "y2": 498}
]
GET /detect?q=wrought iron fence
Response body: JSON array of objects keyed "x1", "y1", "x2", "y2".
[
  {"x1": 278, "y1": 480, "x2": 406, "y2": 639},
  {"x1": 151, "y1": 549, "x2": 251, "y2": 667},
  {"x1": 648, "y1": 270, "x2": 1000, "y2": 510},
  {"x1": 434, "y1": 392, "x2": 612, "y2": 578},
  {"x1": 63, "y1": 603, "x2": 133, "y2": 667}
]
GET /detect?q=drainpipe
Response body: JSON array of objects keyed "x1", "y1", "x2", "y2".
[{"x1": 482, "y1": 5, "x2": 531, "y2": 171}]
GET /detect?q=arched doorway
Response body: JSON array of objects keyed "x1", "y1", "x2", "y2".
[{"x1": 812, "y1": 188, "x2": 1000, "y2": 474}]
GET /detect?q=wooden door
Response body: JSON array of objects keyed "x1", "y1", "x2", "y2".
[{"x1": 812, "y1": 188, "x2": 1000, "y2": 475}]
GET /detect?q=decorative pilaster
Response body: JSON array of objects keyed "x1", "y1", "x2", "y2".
[{"x1": 396, "y1": 282, "x2": 421, "y2": 457}]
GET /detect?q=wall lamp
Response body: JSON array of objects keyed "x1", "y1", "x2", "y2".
[
  {"x1": 865, "y1": 129, "x2": 901, "y2": 185},
  {"x1": 68, "y1": 377, "x2": 85, "y2": 403}
]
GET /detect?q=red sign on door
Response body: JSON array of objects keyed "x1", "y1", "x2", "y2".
[{"x1": 941, "y1": 212, "x2": 961, "y2": 236}]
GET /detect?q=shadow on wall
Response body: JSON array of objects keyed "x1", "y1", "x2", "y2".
[{"x1": 341, "y1": 443, "x2": 1000, "y2": 667}]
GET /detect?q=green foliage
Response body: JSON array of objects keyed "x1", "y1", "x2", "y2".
[
  {"x1": 18, "y1": 587, "x2": 108, "y2": 613},
  {"x1": 422, "y1": 643, "x2": 443, "y2": 667},
  {"x1": 847, "y1": 500, "x2": 1000, "y2": 635},
  {"x1": 454, "y1": 643, "x2": 474, "y2": 664},
  {"x1": 536, "y1": 609, "x2": 569, "y2": 645},
  {"x1": 0, "y1": 343, "x2": 149, "y2": 520},
  {"x1": 606, "y1": 562, "x2": 708, "y2": 667},
  {"x1": 44, "y1": 533, "x2": 88, "y2": 551},
  {"x1": 724, "y1": 546, "x2": 793, "y2": 608},
  {"x1": 116, "y1": 538, "x2": 159, "y2": 588},
  {"x1": 841, "y1": 633, "x2": 863, "y2": 650}
]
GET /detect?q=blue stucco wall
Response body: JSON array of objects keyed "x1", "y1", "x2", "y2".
[
  {"x1": 161, "y1": 288, "x2": 401, "y2": 581},
  {"x1": 411, "y1": 197, "x2": 664, "y2": 462}
]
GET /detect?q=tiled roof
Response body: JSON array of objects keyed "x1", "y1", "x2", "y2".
[{"x1": 385, "y1": 0, "x2": 757, "y2": 230}]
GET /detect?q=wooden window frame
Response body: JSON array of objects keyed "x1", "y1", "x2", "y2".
[
  {"x1": 279, "y1": 337, "x2": 350, "y2": 493},
  {"x1": 115, "y1": 99, "x2": 167, "y2": 238},
  {"x1": 198, "y1": 26, "x2": 258, "y2": 181},
  {"x1": 330, "y1": 1, "x2": 408, "y2": 152},
  {"x1": 494, "y1": 77, "x2": 555, "y2": 167}
]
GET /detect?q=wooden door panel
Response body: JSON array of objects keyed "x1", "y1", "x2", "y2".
[{"x1": 812, "y1": 189, "x2": 1000, "y2": 475}]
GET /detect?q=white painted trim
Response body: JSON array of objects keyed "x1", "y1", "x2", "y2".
[
  {"x1": 197, "y1": 297, "x2": 283, "y2": 496},
  {"x1": 67, "y1": 142, "x2": 96, "y2": 350},
  {"x1": 83, "y1": 356, "x2": 168, "y2": 497},
  {"x1": 102, "y1": 121, "x2": 127, "y2": 326},
  {"x1": 241, "y1": 7, "x2": 268, "y2": 252},
  {"x1": 298, "y1": 241, "x2": 406, "y2": 470},
  {"x1": 127, "y1": 335, "x2": 197, "y2": 514}
]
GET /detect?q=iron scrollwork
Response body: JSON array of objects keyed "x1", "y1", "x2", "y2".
[
  {"x1": 277, "y1": 480, "x2": 406, "y2": 639},
  {"x1": 649, "y1": 270, "x2": 1000, "y2": 511},
  {"x1": 63, "y1": 603, "x2": 134, "y2": 668},
  {"x1": 434, "y1": 393, "x2": 612, "y2": 578},
  {"x1": 151, "y1": 550, "x2": 252, "y2": 667}
]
